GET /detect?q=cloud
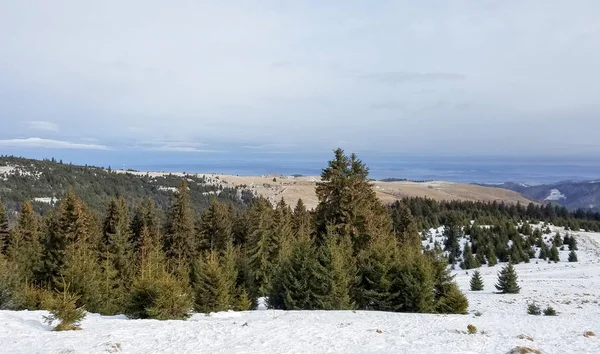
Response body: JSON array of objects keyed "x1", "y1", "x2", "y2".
[
  {"x1": 0, "y1": 137, "x2": 109, "y2": 150},
  {"x1": 369, "y1": 101, "x2": 406, "y2": 110},
  {"x1": 363, "y1": 72, "x2": 466, "y2": 84},
  {"x1": 26, "y1": 121, "x2": 59, "y2": 132}
]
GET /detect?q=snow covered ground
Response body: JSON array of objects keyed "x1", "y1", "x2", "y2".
[{"x1": 1, "y1": 227, "x2": 600, "y2": 353}]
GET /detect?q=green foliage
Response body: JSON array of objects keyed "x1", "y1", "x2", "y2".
[
  {"x1": 467, "y1": 324, "x2": 477, "y2": 334},
  {"x1": 549, "y1": 245, "x2": 560, "y2": 263},
  {"x1": 192, "y1": 247, "x2": 242, "y2": 313},
  {"x1": 495, "y1": 263, "x2": 520, "y2": 294},
  {"x1": 568, "y1": 250, "x2": 578, "y2": 262},
  {"x1": 268, "y1": 235, "x2": 326, "y2": 310},
  {"x1": 42, "y1": 279, "x2": 86, "y2": 331},
  {"x1": 320, "y1": 227, "x2": 356, "y2": 310},
  {"x1": 527, "y1": 302, "x2": 541, "y2": 315},
  {"x1": 543, "y1": 305, "x2": 557, "y2": 316},
  {"x1": 0, "y1": 202, "x2": 9, "y2": 254},
  {"x1": 470, "y1": 271, "x2": 484, "y2": 291},
  {"x1": 164, "y1": 180, "x2": 197, "y2": 276},
  {"x1": 127, "y1": 275, "x2": 192, "y2": 320}
]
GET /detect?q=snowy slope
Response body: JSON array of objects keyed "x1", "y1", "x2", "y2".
[{"x1": 1, "y1": 228, "x2": 600, "y2": 353}]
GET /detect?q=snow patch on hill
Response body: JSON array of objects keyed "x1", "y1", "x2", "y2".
[{"x1": 545, "y1": 189, "x2": 566, "y2": 201}]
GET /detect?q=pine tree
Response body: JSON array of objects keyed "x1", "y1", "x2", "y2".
[
  {"x1": 568, "y1": 250, "x2": 578, "y2": 262},
  {"x1": 246, "y1": 198, "x2": 277, "y2": 297},
  {"x1": 7, "y1": 201, "x2": 42, "y2": 284},
  {"x1": 292, "y1": 199, "x2": 311, "y2": 236},
  {"x1": 549, "y1": 245, "x2": 560, "y2": 262},
  {"x1": 267, "y1": 235, "x2": 326, "y2": 310},
  {"x1": 462, "y1": 243, "x2": 479, "y2": 270},
  {"x1": 198, "y1": 199, "x2": 233, "y2": 252},
  {"x1": 98, "y1": 198, "x2": 134, "y2": 314},
  {"x1": 192, "y1": 243, "x2": 246, "y2": 313},
  {"x1": 487, "y1": 246, "x2": 498, "y2": 267},
  {"x1": 495, "y1": 263, "x2": 520, "y2": 294},
  {"x1": 0, "y1": 201, "x2": 9, "y2": 254},
  {"x1": 42, "y1": 277, "x2": 86, "y2": 331},
  {"x1": 320, "y1": 226, "x2": 356, "y2": 310},
  {"x1": 42, "y1": 190, "x2": 102, "y2": 310},
  {"x1": 127, "y1": 226, "x2": 192, "y2": 320},
  {"x1": 314, "y1": 149, "x2": 391, "y2": 251},
  {"x1": 164, "y1": 180, "x2": 197, "y2": 277},
  {"x1": 390, "y1": 201, "x2": 421, "y2": 248},
  {"x1": 470, "y1": 271, "x2": 484, "y2": 291},
  {"x1": 429, "y1": 251, "x2": 467, "y2": 314}
]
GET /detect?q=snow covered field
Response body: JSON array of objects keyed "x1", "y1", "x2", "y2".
[{"x1": 1, "y1": 227, "x2": 600, "y2": 353}]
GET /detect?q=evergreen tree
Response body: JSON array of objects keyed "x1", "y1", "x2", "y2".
[
  {"x1": 462, "y1": 243, "x2": 478, "y2": 270},
  {"x1": 389, "y1": 201, "x2": 421, "y2": 248},
  {"x1": 192, "y1": 243, "x2": 249, "y2": 313},
  {"x1": 98, "y1": 197, "x2": 134, "y2": 314},
  {"x1": 443, "y1": 214, "x2": 463, "y2": 265},
  {"x1": 198, "y1": 199, "x2": 233, "y2": 252},
  {"x1": 292, "y1": 199, "x2": 312, "y2": 236},
  {"x1": 495, "y1": 263, "x2": 520, "y2": 294},
  {"x1": 486, "y1": 246, "x2": 498, "y2": 267},
  {"x1": 320, "y1": 226, "x2": 356, "y2": 310},
  {"x1": 0, "y1": 201, "x2": 9, "y2": 254},
  {"x1": 568, "y1": 250, "x2": 578, "y2": 262},
  {"x1": 164, "y1": 180, "x2": 197, "y2": 277},
  {"x1": 7, "y1": 201, "x2": 43, "y2": 285},
  {"x1": 470, "y1": 270, "x2": 484, "y2": 291},
  {"x1": 246, "y1": 198, "x2": 277, "y2": 297},
  {"x1": 314, "y1": 149, "x2": 391, "y2": 251},
  {"x1": 127, "y1": 226, "x2": 192, "y2": 320},
  {"x1": 268, "y1": 235, "x2": 326, "y2": 310},
  {"x1": 549, "y1": 245, "x2": 560, "y2": 262},
  {"x1": 429, "y1": 251, "x2": 468, "y2": 314}
]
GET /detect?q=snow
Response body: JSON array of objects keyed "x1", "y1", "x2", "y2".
[
  {"x1": 545, "y1": 189, "x2": 566, "y2": 201},
  {"x1": 33, "y1": 197, "x2": 58, "y2": 205},
  {"x1": 1, "y1": 227, "x2": 600, "y2": 353}
]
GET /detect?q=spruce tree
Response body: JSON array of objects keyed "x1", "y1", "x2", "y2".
[
  {"x1": 127, "y1": 226, "x2": 192, "y2": 320},
  {"x1": 292, "y1": 199, "x2": 311, "y2": 236},
  {"x1": 268, "y1": 235, "x2": 326, "y2": 310},
  {"x1": 164, "y1": 180, "x2": 197, "y2": 277},
  {"x1": 192, "y1": 242, "x2": 249, "y2": 313},
  {"x1": 198, "y1": 199, "x2": 233, "y2": 252},
  {"x1": 495, "y1": 263, "x2": 520, "y2": 294},
  {"x1": 568, "y1": 250, "x2": 578, "y2": 262},
  {"x1": 487, "y1": 246, "x2": 498, "y2": 267},
  {"x1": 314, "y1": 149, "x2": 391, "y2": 251},
  {"x1": 470, "y1": 270, "x2": 484, "y2": 291},
  {"x1": 7, "y1": 201, "x2": 42, "y2": 284},
  {"x1": 98, "y1": 198, "x2": 134, "y2": 314},
  {"x1": 549, "y1": 245, "x2": 560, "y2": 262},
  {"x1": 246, "y1": 197, "x2": 277, "y2": 297},
  {"x1": 462, "y1": 243, "x2": 478, "y2": 270},
  {"x1": 320, "y1": 226, "x2": 356, "y2": 310},
  {"x1": 0, "y1": 201, "x2": 9, "y2": 254}
]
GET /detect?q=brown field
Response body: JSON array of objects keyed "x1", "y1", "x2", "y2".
[
  {"x1": 116, "y1": 170, "x2": 534, "y2": 209},
  {"x1": 203, "y1": 174, "x2": 534, "y2": 209}
]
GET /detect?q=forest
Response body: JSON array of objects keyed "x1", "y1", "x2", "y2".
[
  {"x1": 0, "y1": 149, "x2": 595, "y2": 322},
  {"x1": 0, "y1": 149, "x2": 468, "y2": 321}
]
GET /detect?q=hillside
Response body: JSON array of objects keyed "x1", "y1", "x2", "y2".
[
  {"x1": 154, "y1": 173, "x2": 535, "y2": 210},
  {"x1": 481, "y1": 180, "x2": 600, "y2": 212},
  {"x1": 2, "y1": 224, "x2": 599, "y2": 353},
  {"x1": 0, "y1": 156, "x2": 253, "y2": 218}
]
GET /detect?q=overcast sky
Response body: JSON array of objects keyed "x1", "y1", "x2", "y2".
[{"x1": 1, "y1": 0, "x2": 599, "y2": 159}]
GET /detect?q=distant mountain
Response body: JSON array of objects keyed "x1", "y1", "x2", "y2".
[{"x1": 477, "y1": 180, "x2": 600, "y2": 211}]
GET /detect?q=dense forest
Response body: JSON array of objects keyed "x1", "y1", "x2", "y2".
[
  {"x1": 0, "y1": 155, "x2": 254, "y2": 218},
  {"x1": 0, "y1": 149, "x2": 468, "y2": 321}
]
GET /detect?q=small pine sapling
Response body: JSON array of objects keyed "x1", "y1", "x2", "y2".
[
  {"x1": 470, "y1": 271, "x2": 484, "y2": 291},
  {"x1": 495, "y1": 263, "x2": 520, "y2": 294},
  {"x1": 527, "y1": 302, "x2": 541, "y2": 315},
  {"x1": 43, "y1": 278, "x2": 86, "y2": 331},
  {"x1": 543, "y1": 305, "x2": 557, "y2": 316},
  {"x1": 568, "y1": 250, "x2": 578, "y2": 262}
]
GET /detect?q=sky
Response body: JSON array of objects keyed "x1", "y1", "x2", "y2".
[{"x1": 1, "y1": 0, "x2": 600, "y2": 164}]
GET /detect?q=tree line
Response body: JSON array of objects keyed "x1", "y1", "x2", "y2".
[{"x1": 0, "y1": 149, "x2": 468, "y2": 320}]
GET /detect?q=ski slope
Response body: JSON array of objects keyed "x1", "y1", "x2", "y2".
[{"x1": 1, "y1": 227, "x2": 599, "y2": 353}]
